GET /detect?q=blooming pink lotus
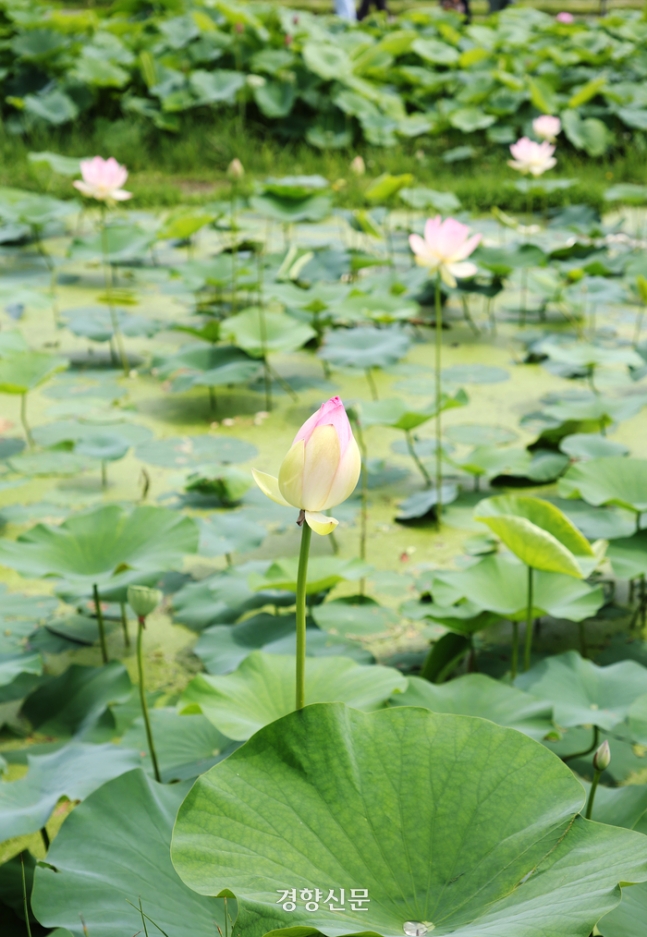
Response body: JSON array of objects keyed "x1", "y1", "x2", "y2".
[
  {"x1": 73, "y1": 156, "x2": 132, "y2": 203},
  {"x1": 556, "y1": 11, "x2": 574, "y2": 22},
  {"x1": 409, "y1": 216, "x2": 481, "y2": 288},
  {"x1": 508, "y1": 138, "x2": 557, "y2": 177},
  {"x1": 252, "y1": 396, "x2": 361, "y2": 535},
  {"x1": 533, "y1": 115, "x2": 561, "y2": 143}
]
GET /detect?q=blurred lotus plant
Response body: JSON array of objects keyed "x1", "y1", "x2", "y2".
[{"x1": 127, "y1": 585, "x2": 163, "y2": 783}]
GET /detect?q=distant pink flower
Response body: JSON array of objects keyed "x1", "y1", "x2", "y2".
[
  {"x1": 73, "y1": 157, "x2": 132, "y2": 203},
  {"x1": 533, "y1": 115, "x2": 561, "y2": 143},
  {"x1": 508, "y1": 137, "x2": 556, "y2": 177},
  {"x1": 0, "y1": 418, "x2": 13, "y2": 434},
  {"x1": 409, "y1": 216, "x2": 481, "y2": 287},
  {"x1": 556, "y1": 11, "x2": 574, "y2": 22}
]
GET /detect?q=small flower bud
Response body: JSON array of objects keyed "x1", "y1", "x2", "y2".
[
  {"x1": 593, "y1": 740, "x2": 610, "y2": 772},
  {"x1": 350, "y1": 155, "x2": 365, "y2": 176},
  {"x1": 284, "y1": 34, "x2": 293, "y2": 46},
  {"x1": 128, "y1": 585, "x2": 162, "y2": 620},
  {"x1": 227, "y1": 158, "x2": 244, "y2": 180},
  {"x1": 234, "y1": 21, "x2": 244, "y2": 33}
]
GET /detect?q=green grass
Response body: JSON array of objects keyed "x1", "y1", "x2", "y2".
[{"x1": 1, "y1": 115, "x2": 644, "y2": 211}]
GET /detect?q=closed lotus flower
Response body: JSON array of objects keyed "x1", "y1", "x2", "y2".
[
  {"x1": 409, "y1": 215, "x2": 482, "y2": 288},
  {"x1": 533, "y1": 115, "x2": 561, "y2": 143},
  {"x1": 508, "y1": 138, "x2": 557, "y2": 177},
  {"x1": 73, "y1": 156, "x2": 132, "y2": 202},
  {"x1": 252, "y1": 396, "x2": 361, "y2": 535}
]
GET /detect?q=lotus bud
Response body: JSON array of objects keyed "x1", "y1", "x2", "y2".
[
  {"x1": 228, "y1": 158, "x2": 245, "y2": 181},
  {"x1": 350, "y1": 155, "x2": 365, "y2": 176},
  {"x1": 234, "y1": 21, "x2": 244, "y2": 33},
  {"x1": 285, "y1": 34, "x2": 293, "y2": 46},
  {"x1": 252, "y1": 396, "x2": 361, "y2": 536},
  {"x1": 593, "y1": 740, "x2": 610, "y2": 772},
  {"x1": 556, "y1": 11, "x2": 574, "y2": 22},
  {"x1": 128, "y1": 585, "x2": 162, "y2": 620}
]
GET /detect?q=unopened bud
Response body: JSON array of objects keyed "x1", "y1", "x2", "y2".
[
  {"x1": 350, "y1": 155, "x2": 365, "y2": 176},
  {"x1": 593, "y1": 739, "x2": 610, "y2": 772},
  {"x1": 284, "y1": 34, "x2": 293, "y2": 46},
  {"x1": 128, "y1": 585, "x2": 162, "y2": 620},
  {"x1": 228, "y1": 158, "x2": 244, "y2": 180},
  {"x1": 234, "y1": 21, "x2": 244, "y2": 33}
]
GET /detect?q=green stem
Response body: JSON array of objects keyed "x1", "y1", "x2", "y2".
[
  {"x1": 120, "y1": 602, "x2": 130, "y2": 648},
  {"x1": 20, "y1": 393, "x2": 34, "y2": 448},
  {"x1": 40, "y1": 826, "x2": 50, "y2": 851},
  {"x1": 137, "y1": 616, "x2": 161, "y2": 783},
  {"x1": 405, "y1": 429, "x2": 432, "y2": 488},
  {"x1": 511, "y1": 621, "x2": 519, "y2": 681},
  {"x1": 295, "y1": 519, "x2": 312, "y2": 711},
  {"x1": 100, "y1": 210, "x2": 129, "y2": 376},
  {"x1": 92, "y1": 583, "x2": 109, "y2": 664},
  {"x1": 585, "y1": 768, "x2": 602, "y2": 820},
  {"x1": 523, "y1": 566, "x2": 534, "y2": 672},
  {"x1": 434, "y1": 277, "x2": 443, "y2": 528},
  {"x1": 563, "y1": 725, "x2": 600, "y2": 763},
  {"x1": 101, "y1": 460, "x2": 107, "y2": 489},
  {"x1": 365, "y1": 367, "x2": 378, "y2": 401},
  {"x1": 578, "y1": 620, "x2": 588, "y2": 658},
  {"x1": 353, "y1": 417, "x2": 368, "y2": 596},
  {"x1": 21, "y1": 853, "x2": 32, "y2": 937}
]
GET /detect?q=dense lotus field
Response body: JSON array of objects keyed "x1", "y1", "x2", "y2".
[
  {"x1": 2, "y1": 151, "x2": 647, "y2": 937},
  {"x1": 1, "y1": 0, "x2": 647, "y2": 152}
]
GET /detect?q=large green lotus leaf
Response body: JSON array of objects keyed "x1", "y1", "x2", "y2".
[
  {"x1": 0, "y1": 352, "x2": 67, "y2": 394},
  {"x1": 136, "y1": 434, "x2": 257, "y2": 468},
  {"x1": 607, "y1": 532, "x2": 647, "y2": 580},
  {"x1": 171, "y1": 704, "x2": 647, "y2": 937},
  {"x1": 474, "y1": 494, "x2": 594, "y2": 577},
  {"x1": 319, "y1": 325, "x2": 411, "y2": 370},
  {"x1": 179, "y1": 652, "x2": 406, "y2": 740},
  {"x1": 601, "y1": 883, "x2": 647, "y2": 937},
  {"x1": 628, "y1": 693, "x2": 647, "y2": 745},
  {"x1": 0, "y1": 650, "x2": 42, "y2": 687},
  {"x1": 312, "y1": 597, "x2": 398, "y2": 638},
  {"x1": 157, "y1": 343, "x2": 262, "y2": 388},
  {"x1": 21, "y1": 662, "x2": 131, "y2": 738},
  {"x1": 390, "y1": 673, "x2": 554, "y2": 741},
  {"x1": 31, "y1": 769, "x2": 227, "y2": 937},
  {"x1": 0, "y1": 504, "x2": 199, "y2": 582},
  {"x1": 119, "y1": 709, "x2": 232, "y2": 782},
  {"x1": 445, "y1": 423, "x2": 517, "y2": 445},
  {"x1": 198, "y1": 513, "x2": 266, "y2": 557},
  {"x1": 190, "y1": 68, "x2": 246, "y2": 104},
  {"x1": 515, "y1": 651, "x2": 647, "y2": 731},
  {"x1": 172, "y1": 565, "x2": 294, "y2": 631},
  {"x1": 334, "y1": 292, "x2": 418, "y2": 324},
  {"x1": 559, "y1": 433, "x2": 629, "y2": 461},
  {"x1": 412, "y1": 36, "x2": 460, "y2": 64},
  {"x1": 364, "y1": 173, "x2": 414, "y2": 203},
  {"x1": 69, "y1": 224, "x2": 155, "y2": 262},
  {"x1": 63, "y1": 307, "x2": 161, "y2": 343},
  {"x1": 361, "y1": 391, "x2": 467, "y2": 431},
  {"x1": 223, "y1": 308, "x2": 316, "y2": 358},
  {"x1": 431, "y1": 554, "x2": 604, "y2": 622},
  {"x1": 558, "y1": 457, "x2": 647, "y2": 514},
  {"x1": 249, "y1": 194, "x2": 332, "y2": 223},
  {"x1": 249, "y1": 556, "x2": 371, "y2": 595},
  {"x1": 0, "y1": 741, "x2": 142, "y2": 841},
  {"x1": 7, "y1": 451, "x2": 91, "y2": 477},
  {"x1": 538, "y1": 341, "x2": 643, "y2": 370},
  {"x1": 32, "y1": 419, "x2": 152, "y2": 450},
  {"x1": 302, "y1": 42, "x2": 352, "y2": 80},
  {"x1": 75, "y1": 432, "x2": 130, "y2": 462}
]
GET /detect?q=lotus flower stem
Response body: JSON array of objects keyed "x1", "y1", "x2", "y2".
[
  {"x1": 563, "y1": 725, "x2": 599, "y2": 762},
  {"x1": 99, "y1": 208, "x2": 129, "y2": 376},
  {"x1": 365, "y1": 367, "x2": 378, "y2": 401},
  {"x1": 585, "y1": 741, "x2": 611, "y2": 819},
  {"x1": 578, "y1": 620, "x2": 588, "y2": 658},
  {"x1": 350, "y1": 413, "x2": 369, "y2": 594},
  {"x1": 510, "y1": 621, "x2": 519, "y2": 680},
  {"x1": 119, "y1": 602, "x2": 130, "y2": 648},
  {"x1": 523, "y1": 566, "x2": 534, "y2": 671},
  {"x1": 92, "y1": 583, "x2": 109, "y2": 664},
  {"x1": 136, "y1": 614, "x2": 161, "y2": 782},
  {"x1": 405, "y1": 430, "x2": 432, "y2": 488},
  {"x1": 20, "y1": 393, "x2": 34, "y2": 449},
  {"x1": 295, "y1": 517, "x2": 312, "y2": 710},
  {"x1": 585, "y1": 769, "x2": 601, "y2": 820},
  {"x1": 21, "y1": 852, "x2": 32, "y2": 937},
  {"x1": 434, "y1": 277, "x2": 443, "y2": 527},
  {"x1": 460, "y1": 295, "x2": 479, "y2": 334},
  {"x1": 101, "y1": 461, "x2": 108, "y2": 489}
]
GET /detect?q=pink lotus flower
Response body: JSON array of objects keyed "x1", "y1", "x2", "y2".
[
  {"x1": 556, "y1": 11, "x2": 574, "y2": 22},
  {"x1": 252, "y1": 396, "x2": 361, "y2": 536},
  {"x1": 409, "y1": 216, "x2": 481, "y2": 288},
  {"x1": 508, "y1": 138, "x2": 557, "y2": 177},
  {"x1": 0, "y1": 418, "x2": 13, "y2": 434},
  {"x1": 532, "y1": 115, "x2": 561, "y2": 143},
  {"x1": 73, "y1": 157, "x2": 132, "y2": 203}
]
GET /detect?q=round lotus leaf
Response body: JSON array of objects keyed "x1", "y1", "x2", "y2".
[
  {"x1": 442, "y1": 364, "x2": 509, "y2": 384},
  {"x1": 180, "y1": 651, "x2": 406, "y2": 740},
  {"x1": 171, "y1": 704, "x2": 647, "y2": 937},
  {"x1": 32, "y1": 769, "x2": 228, "y2": 937},
  {"x1": 312, "y1": 597, "x2": 398, "y2": 637},
  {"x1": 136, "y1": 435, "x2": 257, "y2": 468},
  {"x1": 445, "y1": 423, "x2": 517, "y2": 446},
  {"x1": 75, "y1": 433, "x2": 130, "y2": 462},
  {"x1": 560, "y1": 433, "x2": 629, "y2": 461},
  {"x1": 8, "y1": 451, "x2": 91, "y2": 476},
  {"x1": 319, "y1": 326, "x2": 411, "y2": 370},
  {"x1": 559, "y1": 457, "x2": 647, "y2": 514}
]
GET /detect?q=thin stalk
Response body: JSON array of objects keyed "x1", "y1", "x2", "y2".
[
  {"x1": 267, "y1": 362, "x2": 298, "y2": 400},
  {"x1": 20, "y1": 393, "x2": 34, "y2": 448},
  {"x1": 365, "y1": 367, "x2": 379, "y2": 401},
  {"x1": 434, "y1": 277, "x2": 443, "y2": 527},
  {"x1": 578, "y1": 620, "x2": 588, "y2": 658},
  {"x1": 34, "y1": 228, "x2": 59, "y2": 328},
  {"x1": 642, "y1": 573, "x2": 646, "y2": 629},
  {"x1": 405, "y1": 429, "x2": 432, "y2": 488},
  {"x1": 120, "y1": 602, "x2": 130, "y2": 648},
  {"x1": 523, "y1": 566, "x2": 534, "y2": 671},
  {"x1": 92, "y1": 583, "x2": 109, "y2": 664},
  {"x1": 209, "y1": 386, "x2": 217, "y2": 412},
  {"x1": 353, "y1": 416, "x2": 368, "y2": 596},
  {"x1": 563, "y1": 725, "x2": 599, "y2": 763},
  {"x1": 21, "y1": 853, "x2": 32, "y2": 937},
  {"x1": 137, "y1": 615, "x2": 161, "y2": 783},
  {"x1": 100, "y1": 209, "x2": 129, "y2": 376},
  {"x1": 101, "y1": 460, "x2": 107, "y2": 489},
  {"x1": 585, "y1": 767, "x2": 602, "y2": 820},
  {"x1": 230, "y1": 189, "x2": 238, "y2": 314},
  {"x1": 295, "y1": 518, "x2": 312, "y2": 711},
  {"x1": 511, "y1": 621, "x2": 519, "y2": 681},
  {"x1": 460, "y1": 295, "x2": 479, "y2": 334},
  {"x1": 40, "y1": 826, "x2": 50, "y2": 851},
  {"x1": 633, "y1": 303, "x2": 645, "y2": 347},
  {"x1": 225, "y1": 552, "x2": 233, "y2": 567}
]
